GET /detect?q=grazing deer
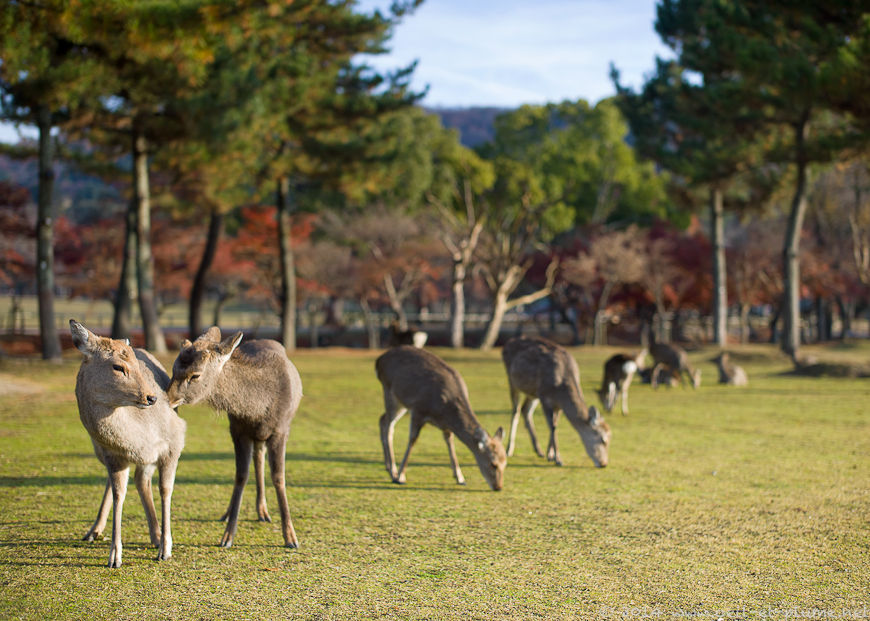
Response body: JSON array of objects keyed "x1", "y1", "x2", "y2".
[
  {"x1": 502, "y1": 336, "x2": 610, "y2": 468},
  {"x1": 167, "y1": 327, "x2": 302, "y2": 549},
  {"x1": 376, "y1": 346, "x2": 507, "y2": 490},
  {"x1": 648, "y1": 333, "x2": 701, "y2": 389},
  {"x1": 596, "y1": 349, "x2": 647, "y2": 416},
  {"x1": 713, "y1": 351, "x2": 748, "y2": 386},
  {"x1": 388, "y1": 320, "x2": 428, "y2": 348},
  {"x1": 70, "y1": 320, "x2": 185, "y2": 568}
]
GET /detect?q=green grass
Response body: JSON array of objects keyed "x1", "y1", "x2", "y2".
[{"x1": 0, "y1": 344, "x2": 868, "y2": 619}]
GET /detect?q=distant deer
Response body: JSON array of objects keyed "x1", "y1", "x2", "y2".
[
  {"x1": 388, "y1": 320, "x2": 428, "y2": 348},
  {"x1": 713, "y1": 351, "x2": 748, "y2": 386},
  {"x1": 376, "y1": 345, "x2": 507, "y2": 490},
  {"x1": 648, "y1": 332, "x2": 701, "y2": 389},
  {"x1": 596, "y1": 349, "x2": 647, "y2": 416},
  {"x1": 502, "y1": 336, "x2": 611, "y2": 468},
  {"x1": 70, "y1": 320, "x2": 185, "y2": 568},
  {"x1": 167, "y1": 327, "x2": 302, "y2": 549}
]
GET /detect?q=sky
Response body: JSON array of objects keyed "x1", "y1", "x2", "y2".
[
  {"x1": 0, "y1": 0, "x2": 672, "y2": 142},
  {"x1": 356, "y1": 0, "x2": 673, "y2": 108}
]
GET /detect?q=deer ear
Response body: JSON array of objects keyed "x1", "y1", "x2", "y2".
[
  {"x1": 219, "y1": 332, "x2": 243, "y2": 357},
  {"x1": 588, "y1": 405, "x2": 601, "y2": 425},
  {"x1": 493, "y1": 427, "x2": 505, "y2": 442},
  {"x1": 205, "y1": 326, "x2": 222, "y2": 342},
  {"x1": 69, "y1": 320, "x2": 95, "y2": 356},
  {"x1": 180, "y1": 339, "x2": 192, "y2": 349}
]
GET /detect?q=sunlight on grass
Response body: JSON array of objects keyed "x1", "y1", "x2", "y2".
[{"x1": 0, "y1": 344, "x2": 868, "y2": 619}]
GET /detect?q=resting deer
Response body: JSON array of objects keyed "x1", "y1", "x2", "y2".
[
  {"x1": 713, "y1": 351, "x2": 748, "y2": 386},
  {"x1": 502, "y1": 336, "x2": 610, "y2": 468},
  {"x1": 70, "y1": 320, "x2": 185, "y2": 568},
  {"x1": 596, "y1": 349, "x2": 647, "y2": 416},
  {"x1": 167, "y1": 327, "x2": 302, "y2": 549},
  {"x1": 649, "y1": 334, "x2": 701, "y2": 389},
  {"x1": 376, "y1": 346, "x2": 507, "y2": 491}
]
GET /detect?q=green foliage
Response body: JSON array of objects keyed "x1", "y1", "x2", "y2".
[{"x1": 0, "y1": 344, "x2": 868, "y2": 617}]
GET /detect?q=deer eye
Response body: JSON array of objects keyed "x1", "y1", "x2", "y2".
[
  {"x1": 112, "y1": 364, "x2": 125, "y2": 373},
  {"x1": 189, "y1": 374, "x2": 201, "y2": 382}
]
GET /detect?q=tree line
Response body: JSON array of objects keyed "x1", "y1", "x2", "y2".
[{"x1": 1, "y1": 0, "x2": 868, "y2": 361}]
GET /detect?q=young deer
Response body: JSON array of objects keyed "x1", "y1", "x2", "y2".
[
  {"x1": 70, "y1": 320, "x2": 185, "y2": 568},
  {"x1": 596, "y1": 349, "x2": 647, "y2": 416},
  {"x1": 502, "y1": 336, "x2": 611, "y2": 468},
  {"x1": 648, "y1": 334, "x2": 701, "y2": 389},
  {"x1": 713, "y1": 351, "x2": 748, "y2": 386},
  {"x1": 167, "y1": 327, "x2": 302, "y2": 549},
  {"x1": 376, "y1": 346, "x2": 507, "y2": 491}
]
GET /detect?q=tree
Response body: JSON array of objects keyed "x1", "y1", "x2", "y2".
[
  {"x1": 0, "y1": 2, "x2": 115, "y2": 358},
  {"x1": 654, "y1": 0, "x2": 867, "y2": 359}
]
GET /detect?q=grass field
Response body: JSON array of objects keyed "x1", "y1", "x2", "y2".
[{"x1": 0, "y1": 343, "x2": 868, "y2": 619}]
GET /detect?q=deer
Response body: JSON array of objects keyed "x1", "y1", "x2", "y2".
[
  {"x1": 167, "y1": 327, "x2": 302, "y2": 549},
  {"x1": 596, "y1": 349, "x2": 647, "y2": 416},
  {"x1": 387, "y1": 320, "x2": 428, "y2": 348},
  {"x1": 713, "y1": 351, "x2": 748, "y2": 386},
  {"x1": 376, "y1": 345, "x2": 507, "y2": 491},
  {"x1": 648, "y1": 332, "x2": 701, "y2": 389},
  {"x1": 502, "y1": 336, "x2": 611, "y2": 468},
  {"x1": 70, "y1": 320, "x2": 185, "y2": 568}
]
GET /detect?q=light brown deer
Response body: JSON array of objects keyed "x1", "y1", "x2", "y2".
[
  {"x1": 649, "y1": 333, "x2": 701, "y2": 389},
  {"x1": 70, "y1": 320, "x2": 185, "y2": 568},
  {"x1": 502, "y1": 336, "x2": 610, "y2": 468},
  {"x1": 713, "y1": 351, "x2": 748, "y2": 386},
  {"x1": 376, "y1": 346, "x2": 507, "y2": 490},
  {"x1": 596, "y1": 349, "x2": 647, "y2": 416},
  {"x1": 167, "y1": 327, "x2": 302, "y2": 549}
]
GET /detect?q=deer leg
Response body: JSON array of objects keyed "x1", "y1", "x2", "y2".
[
  {"x1": 506, "y1": 384, "x2": 522, "y2": 457},
  {"x1": 107, "y1": 464, "x2": 130, "y2": 569},
  {"x1": 253, "y1": 441, "x2": 271, "y2": 523},
  {"x1": 443, "y1": 430, "x2": 466, "y2": 485},
  {"x1": 651, "y1": 363, "x2": 664, "y2": 390},
  {"x1": 156, "y1": 457, "x2": 178, "y2": 561},
  {"x1": 134, "y1": 463, "x2": 161, "y2": 547},
  {"x1": 542, "y1": 404, "x2": 563, "y2": 466},
  {"x1": 266, "y1": 434, "x2": 298, "y2": 549},
  {"x1": 379, "y1": 389, "x2": 407, "y2": 482},
  {"x1": 395, "y1": 413, "x2": 423, "y2": 485},
  {"x1": 220, "y1": 432, "x2": 253, "y2": 548},
  {"x1": 522, "y1": 397, "x2": 544, "y2": 457},
  {"x1": 83, "y1": 477, "x2": 112, "y2": 542}
]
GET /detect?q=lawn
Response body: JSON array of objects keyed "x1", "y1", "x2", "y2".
[{"x1": 0, "y1": 343, "x2": 868, "y2": 619}]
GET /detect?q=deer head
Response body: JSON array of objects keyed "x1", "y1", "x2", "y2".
[
  {"x1": 577, "y1": 406, "x2": 611, "y2": 468},
  {"x1": 473, "y1": 427, "x2": 507, "y2": 491},
  {"x1": 167, "y1": 326, "x2": 242, "y2": 408}
]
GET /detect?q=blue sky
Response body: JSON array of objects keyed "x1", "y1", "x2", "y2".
[
  {"x1": 356, "y1": 0, "x2": 672, "y2": 107},
  {"x1": 0, "y1": 0, "x2": 671, "y2": 142}
]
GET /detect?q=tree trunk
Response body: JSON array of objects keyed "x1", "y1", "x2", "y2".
[
  {"x1": 132, "y1": 124, "x2": 166, "y2": 353},
  {"x1": 781, "y1": 119, "x2": 810, "y2": 361},
  {"x1": 450, "y1": 261, "x2": 467, "y2": 348},
  {"x1": 35, "y1": 105, "x2": 62, "y2": 360},
  {"x1": 739, "y1": 302, "x2": 751, "y2": 344},
  {"x1": 711, "y1": 186, "x2": 728, "y2": 346},
  {"x1": 383, "y1": 274, "x2": 408, "y2": 331},
  {"x1": 835, "y1": 294, "x2": 853, "y2": 339},
  {"x1": 189, "y1": 209, "x2": 223, "y2": 338},
  {"x1": 481, "y1": 285, "x2": 511, "y2": 351},
  {"x1": 112, "y1": 198, "x2": 137, "y2": 340},
  {"x1": 277, "y1": 176, "x2": 296, "y2": 352},
  {"x1": 360, "y1": 297, "x2": 379, "y2": 349}
]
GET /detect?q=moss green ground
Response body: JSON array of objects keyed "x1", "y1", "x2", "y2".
[{"x1": 0, "y1": 343, "x2": 867, "y2": 619}]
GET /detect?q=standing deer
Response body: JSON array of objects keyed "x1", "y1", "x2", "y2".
[
  {"x1": 167, "y1": 327, "x2": 302, "y2": 549},
  {"x1": 70, "y1": 320, "x2": 185, "y2": 568},
  {"x1": 502, "y1": 336, "x2": 610, "y2": 468},
  {"x1": 648, "y1": 332, "x2": 701, "y2": 389},
  {"x1": 596, "y1": 349, "x2": 647, "y2": 416},
  {"x1": 376, "y1": 346, "x2": 507, "y2": 491},
  {"x1": 713, "y1": 351, "x2": 748, "y2": 386}
]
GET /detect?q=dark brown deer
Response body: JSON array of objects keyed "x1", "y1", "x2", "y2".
[
  {"x1": 376, "y1": 346, "x2": 506, "y2": 490},
  {"x1": 649, "y1": 332, "x2": 701, "y2": 389},
  {"x1": 502, "y1": 336, "x2": 611, "y2": 468},
  {"x1": 167, "y1": 327, "x2": 302, "y2": 549},
  {"x1": 596, "y1": 349, "x2": 647, "y2": 416},
  {"x1": 713, "y1": 351, "x2": 748, "y2": 386}
]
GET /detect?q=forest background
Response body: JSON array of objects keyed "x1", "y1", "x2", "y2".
[{"x1": 1, "y1": 0, "x2": 869, "y2": 363}]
